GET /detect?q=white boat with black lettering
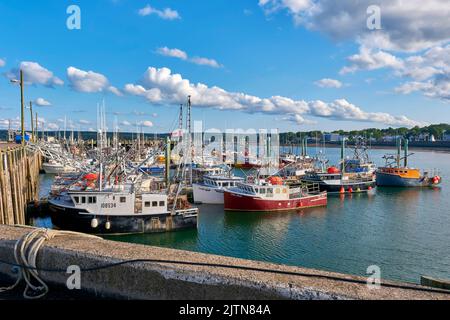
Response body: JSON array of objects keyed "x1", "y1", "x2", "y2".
[
  {"x1": 192, "y1": 174, "x2": 244, "y2": 204},
  {"x1": 48, "y1": 181, "x2": 198, "y2": 235}
]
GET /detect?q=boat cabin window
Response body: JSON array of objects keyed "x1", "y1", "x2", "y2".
[
  {"x1": 145, "y1": 201, "x2": 151, "y2": 207},
  {"x1": 275, "y1": 188, "x2": 281, "y2": 194},
  {"x1": 267, "y1": 188, "x2": 273, "y2": 193},
  {"x1": 88, "y1": 196, "x2": 96, "y2": 204},
  {"x1": 81, "y1": 197, "x2": 86, "y2": 204},
  {"x1": 260, "y1": 188, "x2": 266, "y2": 194},
  {"x1": 120, "y1": 197, "x2": 126, "y2": 203},
  {"x1": 222, "y1": 182, "x2": 229, "y2": 187},
  {"x1": 152, "y1": 201, "x2": 158, "y2": 207},
  {"x1": 74, "y1": 196, "x2": 79, "y2": 204},
  {"x1": 159, "y1": 201, "x2": 165, "y2": 207}
]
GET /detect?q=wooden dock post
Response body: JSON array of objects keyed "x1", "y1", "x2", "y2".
[{"x1": 0, "y1": 145, "x2": 41, "y2": 226}]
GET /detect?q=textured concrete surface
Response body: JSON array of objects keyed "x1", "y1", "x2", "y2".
[{"x1": 0, "y1": 225, "x2": 449, "y2": 300}]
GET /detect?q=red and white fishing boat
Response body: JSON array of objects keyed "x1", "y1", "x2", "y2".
[{"x1": 224, "y1": 177, "x2": 327, "y2": 212}]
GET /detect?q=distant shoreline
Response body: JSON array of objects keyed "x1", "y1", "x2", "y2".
[{"x1": 281, "y1": 142, "x2": 450, "y2": 153}]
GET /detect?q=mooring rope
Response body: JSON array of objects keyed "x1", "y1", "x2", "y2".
[{"x1": 0, "y1": 227, "x2": 101, "y2": 299}]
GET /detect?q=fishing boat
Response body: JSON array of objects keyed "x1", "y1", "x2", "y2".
[
  {"x1": 192, "y1": 174, "x2": 244, "y2": 204},
  {"x1": 376, "y1": 138, "x2": 442, "y2": 187},
  {"x1": 301, "y1": 138, "x2": 376, "y2": 194},
  {"x1": 49, "y1": 179, "x2": 198, "y2": 235},
  {"x1": 224, "y1": 177, "x2": 327, "y2": 212},
  {"x1": 42, "y1": 159, "x2": 76, "y2": 174}
]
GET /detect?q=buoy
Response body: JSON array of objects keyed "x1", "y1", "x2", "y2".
[
  {"x1": 105, "y1": 221, "x2": 111, "y2": 230},
  {"x1": 348, "y1": 187, "x2": 353, "y2": 193},
  {"x1": 356, "y1": 187, "x2": 361, "y2": 193},
  {"x1": 368, "y1": 186, "x2": 373, "y2": 191},
  {"x1": 91, "y1": 218, "x2": 99, "y2": 228},
  {"x1": 339, "y1": 186, "x2": 345, "y2": 194}
]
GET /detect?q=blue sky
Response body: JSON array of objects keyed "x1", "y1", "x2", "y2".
[{"x1": 0, "y1": 0, "x2": 449, "y2": 133}]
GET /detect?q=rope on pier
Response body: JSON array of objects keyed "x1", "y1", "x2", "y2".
[{"x1": 0, "y1": 227, "x2": 100, "y2": 299}]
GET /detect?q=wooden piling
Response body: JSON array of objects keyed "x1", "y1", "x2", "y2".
[{"x1": 0, "y1": 145, "x2": 41, "y2": 225}]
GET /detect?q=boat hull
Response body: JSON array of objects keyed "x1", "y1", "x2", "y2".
[
  {"x1": 48, "y1": 203, "x2": 197, "y2": 235},
  {"x1": 224, "y1": 191, "x2": 327, "y2": 212},
  {"x1": 42, "y1": 163, "x2": 75, "y2": 174},
  {"x1": 192, "y1": 184, "x2": 225, "y2": 204},
  {"x1": 301, "y1": 178, "x2": 376, "y2": 194},
  {"x1": 376, "y1": 171, "x2": 439, "y2": 187}
]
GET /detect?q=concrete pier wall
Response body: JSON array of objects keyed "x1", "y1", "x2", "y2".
[{"x1": 0, "y1": 225, "x2": 448, "y2": 300}]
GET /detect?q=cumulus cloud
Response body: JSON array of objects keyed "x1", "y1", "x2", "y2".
[
  {"x1": 123, "y1": 66, "x2": 421, "y2": 127},
  {"x1": 6, "y1": 61, "x2": 63, "y2": 86},
  {"x1": 259, "y1": 0, "x2": 450, "y2": 52},
  {"x1": 314, "y1": 78, "x2": 343, "y2": 88},
  {"x1": 34, "y1": 98, "x2": 51, "y2": 106},
  {"x1": 156, "y1": 47, "x2": 223, "y2": 68},
  {"x1": 138, "y1": 4, "x2": 180, "y2": 20},
  {"x1": 341, "y1": 44, "x2": 450, "y2": 101},
  {"x1": 78, "y1": 119, "x2": 91, "y2": 125},
  {"x1": 340, "y1": 47, "x2": 404, "y2": 74},
  {"x1": 141, "y1": 120, "x2": 154, "y2": 127},
  {"x1": 66, "y1": 67, "x2": 122, "y2": 96}
]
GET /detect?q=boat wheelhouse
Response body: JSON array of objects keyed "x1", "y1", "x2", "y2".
[{"x1": 192, "y1": 174, "x2": 244, "y2": 204}]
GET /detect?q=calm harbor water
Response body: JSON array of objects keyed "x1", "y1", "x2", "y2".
[{"x1": 34, "y1": 147, "x2": 450, "y2": 284}]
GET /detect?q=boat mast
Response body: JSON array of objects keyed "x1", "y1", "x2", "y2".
[
  {"x1": 404, "y1": 138, "x2": 408, "y2": 168},
  {"x1": 341, "y1": 137, "x2": 346, "y2": 174},
  {"x1": 396, "y1": 137, "x2": 402, "y2": 168},
  {"x1": 187, "y1": 95, "x2": 192, "y2": 186}
]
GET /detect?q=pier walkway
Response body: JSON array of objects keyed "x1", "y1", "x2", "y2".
[{"x1": 1, "y1": 225, "x2": 449, "y2": 300}]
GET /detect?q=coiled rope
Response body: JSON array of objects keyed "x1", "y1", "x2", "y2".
[{"x1": 0, "y1": 227, "x2": 100, "y2": 299}]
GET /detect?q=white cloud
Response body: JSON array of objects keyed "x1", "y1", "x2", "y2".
[
  {"x1": 340, "y1": 47, "x2": 404, "y2": 74},
  {"x1": 259, "y1": 0, "x2": 450, "y2": 52},
  {"x1": 341, "y1": 44, "x2": 450, "y2": 101},
  {"x1": 120, "y1": 120, "x2": 132, "y2": 126},
  {"x1": 141, "y1": 120, "x2": 154, "y2": 127},
  {"x1": 314, "y1": 78, "x2": 343, "y2": 88},
  {"x1": 190, "y1": 57, "x2": 222, "y2": 68},
  {"x1": 47, "y1": 122, "x2": 59, "y2": 130},
  {"x1": 138, "y1": 4, "x2": 180, "y2": 20},
  {"x1": 78, "y1": 119, "x2": 91, "y2": 125},
  {"x1": 6, "y1": 61, "x2": 63, "y2": 86},
  {"x1": 157, "y1": 47, "x2": 188, "y2": 60},
  {"x1": 0, "y1": 58, "x2": 5, "y2": 67},
  {"x1": 156, "y1": 47, "x2": 223, "y2": 68},
  {"x1": 67, "y1": 67, "x2": 121, "y2": 96},
  {"x1": 123, "y1": 66, "x2": 421, "y2": 127},
  {"x1": 34, "y1": 98, "x2": 52, "y2": 106}
]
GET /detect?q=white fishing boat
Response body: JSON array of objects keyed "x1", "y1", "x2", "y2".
[
  {"x1": 49, "y1": 180, "x2": 198, "y2": 234},
  {"x1": 193, "y1": 174, "x2": 244, "y2": 204},
  {"x1": 42, "y1": 159, "x2": 76, "y2": 174}
]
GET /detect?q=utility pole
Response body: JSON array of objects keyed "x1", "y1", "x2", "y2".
[
  {"x1": 35, "y1": 112, "x2": 38, "y2": 142},
  {"x1": 20, "y1": 70, "x2": 25, "y2": 145}
]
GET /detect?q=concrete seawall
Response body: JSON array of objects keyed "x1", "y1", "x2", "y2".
[{"x1": 0, "y1": 225, "x2": 449, "y2": 300}]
